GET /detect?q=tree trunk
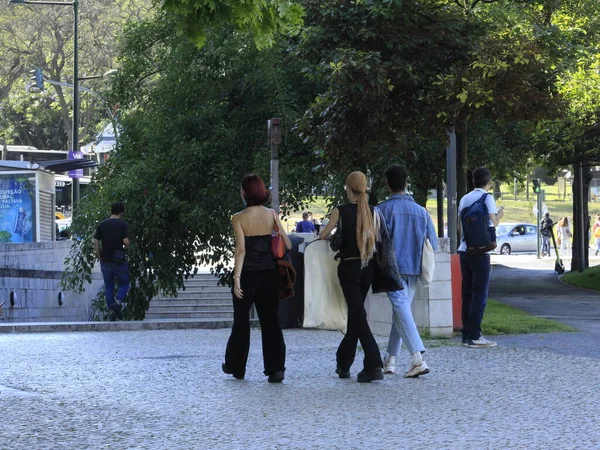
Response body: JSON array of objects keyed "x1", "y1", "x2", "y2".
[
  {"x1": 456, "y1": 120, "x2": 468, "y2": 201},
  {"x1": 571, "y1": 165, "x2": 579, "y2": 272},
  {"x1": 570, "y1": 161, "x2": 591, "y2": 272},
  {"x1": 413, "y1": 180, "x2": 429, "y2": 208},
  {"x1": 53, "y1": 85, "x2": 73, "y2": 150},
  {"x1": 493, "y1": 180, "x2": 502, "y2": 200},
  {"x1": 583, "y1": 162, "x2": 593, "y2": 268}
]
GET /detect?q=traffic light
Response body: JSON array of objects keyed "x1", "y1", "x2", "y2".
[
  {"x1": 29, "y1": 68, "x2": 44, "y2": 91},
  {"x1": 532, "y1": 178, "x2": 541, "y2": 194}
]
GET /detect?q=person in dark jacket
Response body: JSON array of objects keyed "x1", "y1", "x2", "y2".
[{"x1": 540, "y1": 213, "x2": 553, "y2": 257}]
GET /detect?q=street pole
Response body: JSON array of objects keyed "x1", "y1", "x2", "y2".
[
  {"x1": 577, "y1": 160, "x2": 586, "y2": 272},
  {"x1": 436, "y1": 172, "x2": 444, "y2": 238},
  {"x1": 268, "y1": 118, "x2": 282, "y2": 214},
  {"x1": 72, "y1": 0, "x2": 80, "y2": 208},
  {"x1": 446, "y1": 129, "x2": 457, "y2": 253},
  {"x1": 536, "y1": 190, "x2": 542, "y2": 259}
]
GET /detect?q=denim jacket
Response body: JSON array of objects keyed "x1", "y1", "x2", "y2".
[{"x1": 377, "y1": 193, "x2": 438, "y2": 276}]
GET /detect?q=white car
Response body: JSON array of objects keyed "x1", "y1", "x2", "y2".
[{"x1": 494, "y1": 223, "x2": 538, "y2": 255}]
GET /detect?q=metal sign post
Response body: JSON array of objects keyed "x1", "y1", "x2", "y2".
[
  {"x1": 446, "y1": 129, "x2": 457, "y2": 253},
  {"x1": 268, "y1": 118, "x2": 282, "y2": 214}
]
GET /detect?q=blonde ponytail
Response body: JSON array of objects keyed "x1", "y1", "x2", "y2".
[{"x1": 346, "y1": 172, "x2": 377, "y2": 266}]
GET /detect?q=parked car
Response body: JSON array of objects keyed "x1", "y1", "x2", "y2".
[{"x1": 494, "y1": 223, "x2": 538, "y2": 255}]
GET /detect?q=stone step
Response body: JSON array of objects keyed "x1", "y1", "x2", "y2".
[
  {"x1": 151, "y1": 298, "x2": 232, "y2": 307},
  {"x1": 153, "y1": 292, "x2": 231, "y2": 301},
  {"x1": 179, "y1": 286, "x2": 230, "y2": 292},
  {"x1": 148, "y1": 304, "x2": 233, "y2": 314},
  {"x1": 154, "y1": 292, "x2": 231, "y2": 301},
  {"x1": 145, "y1": 310, "x2": 234, "y2": 319}
]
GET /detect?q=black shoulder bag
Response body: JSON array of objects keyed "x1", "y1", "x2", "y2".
[{"x1": 372, "y1": 208, "x2": 403, "y2": 293}]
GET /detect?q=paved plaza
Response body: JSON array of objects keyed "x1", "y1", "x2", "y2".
[{"x1": 1, "y1": 328, "x2": 599, "y2": 449}]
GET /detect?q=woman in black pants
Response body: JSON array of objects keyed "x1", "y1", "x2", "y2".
[
  {"x1": 319, "y1": 171, "x2": 384, "y2": 382},
  {"x1": 222, "y1": 174, "x2": 292, "y2": 383}
]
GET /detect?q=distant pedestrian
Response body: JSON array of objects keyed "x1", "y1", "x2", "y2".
[
  {"x1": 557, "y1": 217, "x2": 572, "y2": 252},
  {"x1": 295, "y1": 212, "x2": 316, "y2": 233},
  {"x1": 593, "y1": 215, "x2": 600, "y2": 256},
  {"x1": 377, "y1": 165, "x2": 437, "y2": 377},
  {"x1": 458, "y1": 167, "x2": 504, "y2": 348},
  {"x1": 223, "y1": 174, "x2": 291, "y2": 383},
  {"x1": 93, "y1": 202, "x2": 130, "y2": 321},
  {"x1": 319, "y1": 171, "x2": 384, "y2": 383},
  {"x1": 540, "y1": 213, "x2": 553, "y2": 257}
]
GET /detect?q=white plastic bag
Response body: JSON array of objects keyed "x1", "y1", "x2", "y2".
[
  {"x1": 421, "y1": 238, "x2": 435, "y2": 287},
  {"x1": 303, "y1": 240, "x2": 347, "y2": 333}
]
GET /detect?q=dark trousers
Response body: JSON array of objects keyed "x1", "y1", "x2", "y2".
[
  {"x1": 100, "y1": 261, "x2": 130, "y2": 309},
  {"x1": 336, "y1": 259, "x2": 383, "y2": 371},
  {"x1": 542, "y1": 236, "x2": 551, "y2": 255},
  {"x1": 225, "y1": 269, "x2": 286, "y2": 377},
  {"x1": 460, "y1": 252, "x2": 491, "y2": 341}
]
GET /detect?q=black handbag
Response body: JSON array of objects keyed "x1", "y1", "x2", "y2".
[
  {"x1": 372, "y1": 209, "x2": 403, "y2": 293},
  {"x1": 329, "y1": 214, "x2": 342, "y2": 252}
]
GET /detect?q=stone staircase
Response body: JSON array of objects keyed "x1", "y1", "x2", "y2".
[{"x1": 146, "y1": 273, "x2": 234, "y2": 321}]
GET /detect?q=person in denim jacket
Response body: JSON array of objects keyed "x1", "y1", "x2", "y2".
[{"x1": 377, "y1": 165, "x2": 438, "y2": 378}]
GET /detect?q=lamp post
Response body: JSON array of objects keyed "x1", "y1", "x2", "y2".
[{"x1": 9, "y1": 0, "x2": 81, "y2": 207}]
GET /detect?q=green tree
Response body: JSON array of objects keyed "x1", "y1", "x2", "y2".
[
  {"x1": 160, "y1": 0, "x2": 304, "y2": 48},
  {"x1": 62, "y1": 15, "x2": 322, "y2": 318},
  {"x1": 0, "y1": 0, "x2": 151, "y2": 149}
]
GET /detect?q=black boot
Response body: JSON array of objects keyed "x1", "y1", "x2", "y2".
[
  {"x1": 222, "y1": 363, "x2": 245, "y2": 380},
  {"x1": 357, "y1": 367, "x2": 384, "y2": 383},
  {"x1": 267, "y1": 370, "x2": 285, "y2": 383}
]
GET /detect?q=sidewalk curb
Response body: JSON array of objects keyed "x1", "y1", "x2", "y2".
[
  {"x1": 0, "y1": 318, "x2": 257, "y2": 334},
  {"x1": 557, "y1": 274, "x2": 600, "y2": 294}
]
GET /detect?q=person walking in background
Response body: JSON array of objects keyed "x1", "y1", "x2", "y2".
[
  {"x1": 377, "y1": 165, "x2": 437, "y2": 378},
  {"x1": 557, "y1": 217, "x2": 572, "y2": 253},
  {"x1": 540, "y1": 213, "x2": 553, "y2": 257},
  {"x1": 458, "y1": 167, "x2": 504, "y2": 348},
  {"x1": 319, "y1": 171, "x2": 384, "y2": 383},
  {"x1": 223, "y1": 174, "x2": 291, "y2": 383},
  {"x1": 93, "y1": 202, "x2": 130, "y2": 321},
  {"x1": 295, "y1": 212, "x2": 316, "y2": 233},
  {"x1": 593, "y1": 214, "x2": 600, "y2": 256}
]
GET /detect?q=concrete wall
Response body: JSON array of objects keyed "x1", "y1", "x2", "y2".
[
  {"x1": 0, "y1": 241, "x2": 103, "y2": 322},
  {"x1": 366, "y1": 238, "x2": 453, "y2": 338}
]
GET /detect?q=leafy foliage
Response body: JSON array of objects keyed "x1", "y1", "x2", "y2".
[
  {"x1": 160, "y1": 0, "x2": 304, "y2": 48},
  {"x1": 62, "y1": 15, "x2": 322, "y2": 318}
]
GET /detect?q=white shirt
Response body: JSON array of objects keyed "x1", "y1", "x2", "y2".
[{"x1": 457, "y1": 188, "x2": 498, "y2": 253}]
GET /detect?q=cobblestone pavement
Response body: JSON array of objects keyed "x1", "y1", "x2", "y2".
[{"x1": 1, "y1": 329, "x2": 599, "y2": 449}]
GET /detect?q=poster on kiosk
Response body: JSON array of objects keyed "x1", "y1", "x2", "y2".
[{"x1": 0, "y1": 174, "x2": 35, "y2": 243}]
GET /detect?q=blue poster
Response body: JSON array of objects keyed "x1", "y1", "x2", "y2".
[{"x1": 0, "y1": 175, "x2": 35, "y2": 243}]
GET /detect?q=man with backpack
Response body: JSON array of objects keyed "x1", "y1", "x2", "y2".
[{"x1": 458, "y1": 167, "x2": 504, "y2": 348}]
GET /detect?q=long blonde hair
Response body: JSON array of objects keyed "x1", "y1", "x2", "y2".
[{"x1": 346, "y1": 171, "x2": 377, "y2": 266}]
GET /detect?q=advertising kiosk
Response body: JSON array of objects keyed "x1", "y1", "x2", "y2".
[{"x1": 0, "y1": 162, "x2": 55, "y2": 242}]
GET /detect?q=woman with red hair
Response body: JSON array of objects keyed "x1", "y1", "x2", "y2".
[{"x1": 222, "y1": 174, "x2": 292, "y2": 383}]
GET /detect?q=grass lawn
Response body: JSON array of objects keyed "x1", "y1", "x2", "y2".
[
  {"x1": 481, "y1": 299, "x2": 576, "y2": 335},
  {"x1": 560, "y1": 265, "x2": 600, "y2": 292}
]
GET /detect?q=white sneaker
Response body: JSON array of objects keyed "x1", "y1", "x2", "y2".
[
  {"x1": 383, "y1": 355, "x2": 395, "y2": 374},
  {"x1": 404, "y1": 359, "x2": 430, "y2": 378},
  {"x1": 467, "y1": 336, "x2": 497, "y2": 348}
]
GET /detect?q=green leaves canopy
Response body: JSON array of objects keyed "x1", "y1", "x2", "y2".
[{"x1": 160, "y1": 0, "x2": 304, "y2": 48}]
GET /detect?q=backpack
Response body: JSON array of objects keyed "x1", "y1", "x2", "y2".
[{"x1": 461, "y1": 193, "x2": 497, "y2": 255}]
